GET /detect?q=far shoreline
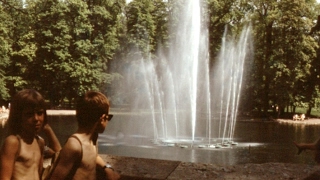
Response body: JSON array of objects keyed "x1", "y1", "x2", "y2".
[
  {"x1": 3, "y1": 110, "x2": 320, "y2": 126},
  {"x1": 276, "y1": 118, "x2": 320, "y2": 125}
]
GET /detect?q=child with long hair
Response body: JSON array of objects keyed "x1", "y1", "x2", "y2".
[{"x1": 0, "y1": 89, "x2": 61, "y2": 180}]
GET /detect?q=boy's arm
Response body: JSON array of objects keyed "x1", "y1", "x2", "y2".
[
  {"x1": 96, "y1": 155, "x2": 120, "y2": 180},
  {"x1": 43, "y1": 124, "x2": 61, "y2": 152},
  {"x1": 49, "y1": 137, "x2": 81, "y2": 180},
  {"x1": 0, "y1": 136, "x2": 19, "y2": 180}
]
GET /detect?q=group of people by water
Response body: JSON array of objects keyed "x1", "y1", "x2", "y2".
[
  {"x1": 0, "y1": 105, "x2": 9, "y2": 129},
  {"x1": 0, "y1": 106, "x2": 9, "y2": 114},
  {"x1": 0, "y1": 89, "x2": 120, "y2": 180},
  {"x1": 292, "y1": 114, "x2": 306, "y2": 121}
]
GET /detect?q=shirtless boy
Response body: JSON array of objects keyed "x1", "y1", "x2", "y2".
[{"x1": 48, "y1": 91, "x2": 120, "y2": 180}]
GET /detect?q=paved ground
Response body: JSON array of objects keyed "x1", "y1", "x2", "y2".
[
  {"x1": 43, "y1": 153, "x2": 320, "y2": 180},
  {"x1": 97, "y1": 154, "x2": 320, "y2": 180}
]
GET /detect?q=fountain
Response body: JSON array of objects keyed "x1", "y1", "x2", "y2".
[{"x1": 109, "y1": 0, "x2": 252, "y2": 149}]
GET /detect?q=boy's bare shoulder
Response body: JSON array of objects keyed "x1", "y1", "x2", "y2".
[
  {"x1": 60, "y1": 136, "x2": 82, "y2": 156},
  {"x1": 3, "y1": 135, "x2": 19, "y2": 146},
  {"x1": 2, "y1": 135, "x2": 19, "y2": 154}
]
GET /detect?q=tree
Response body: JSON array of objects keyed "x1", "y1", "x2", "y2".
[
  {"x1": 125, "y1": 0, "x2": 156, "y2": 57},
  {"x1": 150, "y1": 0, "x2": 169, "y2": 54},
  {"x1": 206, "y1": 0, "x2": 238, "y2": 64},
  {"x1": 33, "y1": 0, "x2": 72, "y2": 106},
  {"x1": 0, "y1": 5, "x2": 12, "y2": 102},
  {"x1": 33, "y1": 0, "x2": 124, "y2": 107},
  {"x1": 2, "y1": 0, "x2": 36, "y2": 97},
  {"x1": 85, "y1": 0, "x2": 125, "y2": 96},
  {"x1": 248, "y1": 0, "x2": 278, "y2": 116},
  {"x1": 304, "y1": 1, "x2": 320, "y2": 115},
  {"x1": 247, "y1": 0, "x2": 319, "y2": 117}
]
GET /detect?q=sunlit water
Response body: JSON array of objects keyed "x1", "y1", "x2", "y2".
[{"x1": 44, "y1": 111, "x2": 320, "y2": 166}]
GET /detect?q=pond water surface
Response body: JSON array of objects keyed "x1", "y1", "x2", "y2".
[{"x1": 45, "y1": 110, "x2": 320, "y2": 166}]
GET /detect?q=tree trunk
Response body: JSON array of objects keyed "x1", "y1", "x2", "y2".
[
  {"x1": 306, "y1": 106, "x2": 312, "y2": 117},
  {"x1": 262, "y1": 22, "x2": 273, "y2": 117}
]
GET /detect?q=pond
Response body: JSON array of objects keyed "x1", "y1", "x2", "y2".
[{"x1": 45, "y1": 110, "x2": 320, "y2": 166}]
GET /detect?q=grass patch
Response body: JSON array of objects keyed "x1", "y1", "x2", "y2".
[{"x1": 294, "y1": 107, "x2": 320, "y2": 118}]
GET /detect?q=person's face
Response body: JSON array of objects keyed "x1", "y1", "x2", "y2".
[{"x1": 21, "y1": 107, "x2": 45, "y2": 134}]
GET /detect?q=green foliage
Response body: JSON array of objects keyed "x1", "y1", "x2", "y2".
[
  {"x1": 0, "y1": 6, "x2": 11, "y2": 100},
  {"x1": 150, "y1": 0, "x2": 169, "y2": 52},
  {"x1": 206, "y1": 0, "x2": 246, "y2": 63},
  {"x1": 30, "y1": 0, "x2": 123, "y2": 106},
  {"x1": 0, "y1": 0, "x2": 320, "y2": 114},
  {"x1": 244, "y1": 0, "x2": 320, "y2": 116},
  {"x1": 1, "y1": 0, "x2": 36, "y2": 97},
  {"x1": 125, "y1": 0, "x2": 156, "y2": 57}
]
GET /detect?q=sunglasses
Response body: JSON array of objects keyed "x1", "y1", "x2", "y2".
[{"x1": 103, "y1": 114, "x2": 113, "y2": 121}]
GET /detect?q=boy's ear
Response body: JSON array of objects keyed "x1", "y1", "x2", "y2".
[
  {"x1": 98, "y1": 115, "x2": 105, "y2": 124},
  {"x1": 93, "y1": 118, "x2": 103, "y2": 131},
  {"x1": 99, "y1": 118, "x2": 104, "y2": 124}
]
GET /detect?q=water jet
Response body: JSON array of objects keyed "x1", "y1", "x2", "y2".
[{"x1": 111, "y1": 0, "x2": 251, "y2": 148}]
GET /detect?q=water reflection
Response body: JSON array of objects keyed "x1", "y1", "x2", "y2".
[{"x1": 43, "y1": 113, "x2": 320, "y2": 166}]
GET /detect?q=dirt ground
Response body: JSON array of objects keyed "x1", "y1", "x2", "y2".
[
  {"x1": 99, "y1": 154, "x2": 320, "y2": 180},
  {"x1": 168, "y1": 162, "x2": 320, "y2": 180}
]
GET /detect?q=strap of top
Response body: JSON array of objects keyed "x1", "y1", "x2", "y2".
[
  {"x1": 45, "y1": 135, "x2": 83, "y2": 180},
  {"x1": 14, "y1": 135, "x2": 21, "y2": 161},
  {"x1": 69, "y1": 135, "x2": 83, "y2": 162},
  {"x1": 64, "y1": 135, "x2": 83, "y2": 179},
  {"x1": 35, "y1": 135, "x2": 44, "y2": 156}
]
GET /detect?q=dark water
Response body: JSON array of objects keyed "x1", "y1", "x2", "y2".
[
  {"x1": 101, "y1": 122, "x2": 320, "y2": 166},
  {"x1": 1, "y1": 111, "x2": 316, "y2": 165},
  {"x1": 44, "y1": 112, "x2": 320, "y2": 166}
]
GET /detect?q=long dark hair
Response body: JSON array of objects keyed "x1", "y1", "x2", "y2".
[{"x1": 7, "y1": 89, "x2": 47, "y2": 135}]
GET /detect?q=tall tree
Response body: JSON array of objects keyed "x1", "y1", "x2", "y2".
[
  {"x1": 2, "y1": 0, "x2": 36, "y2": 97},
  {"x1": 34, "y1": 0, "x2": 72, "y2": 106},
  {"x1": 125, "y1": 0, "x2": 156, "y2": 57},
  {"x1": 150, "y1": 0, "x2": 169, "y2": 54},
  {"x1": 249, "y1": 0, "x2": 278, "y2": 116},
  {"x1": 0, "y1": 5, "x2": 12, "y2": 102},
  {"x1": 206, "y1": 0, "x2": 237, "y2": 64},
  {"x1": 85, "y1": 0, "x2": 125, "y2": 96},
  {"x1": 305, "y1": 1, "x2": 320, "y2": 115},
  {"x1": 249, "y1": 0, "x2": 319, "y2": 117},
  {"x1": 271, "y1": 0, "x2": 317, "y2": 116},
  {"x1": 33, "y1": 0, "x2": 124, "y2": 106}
]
